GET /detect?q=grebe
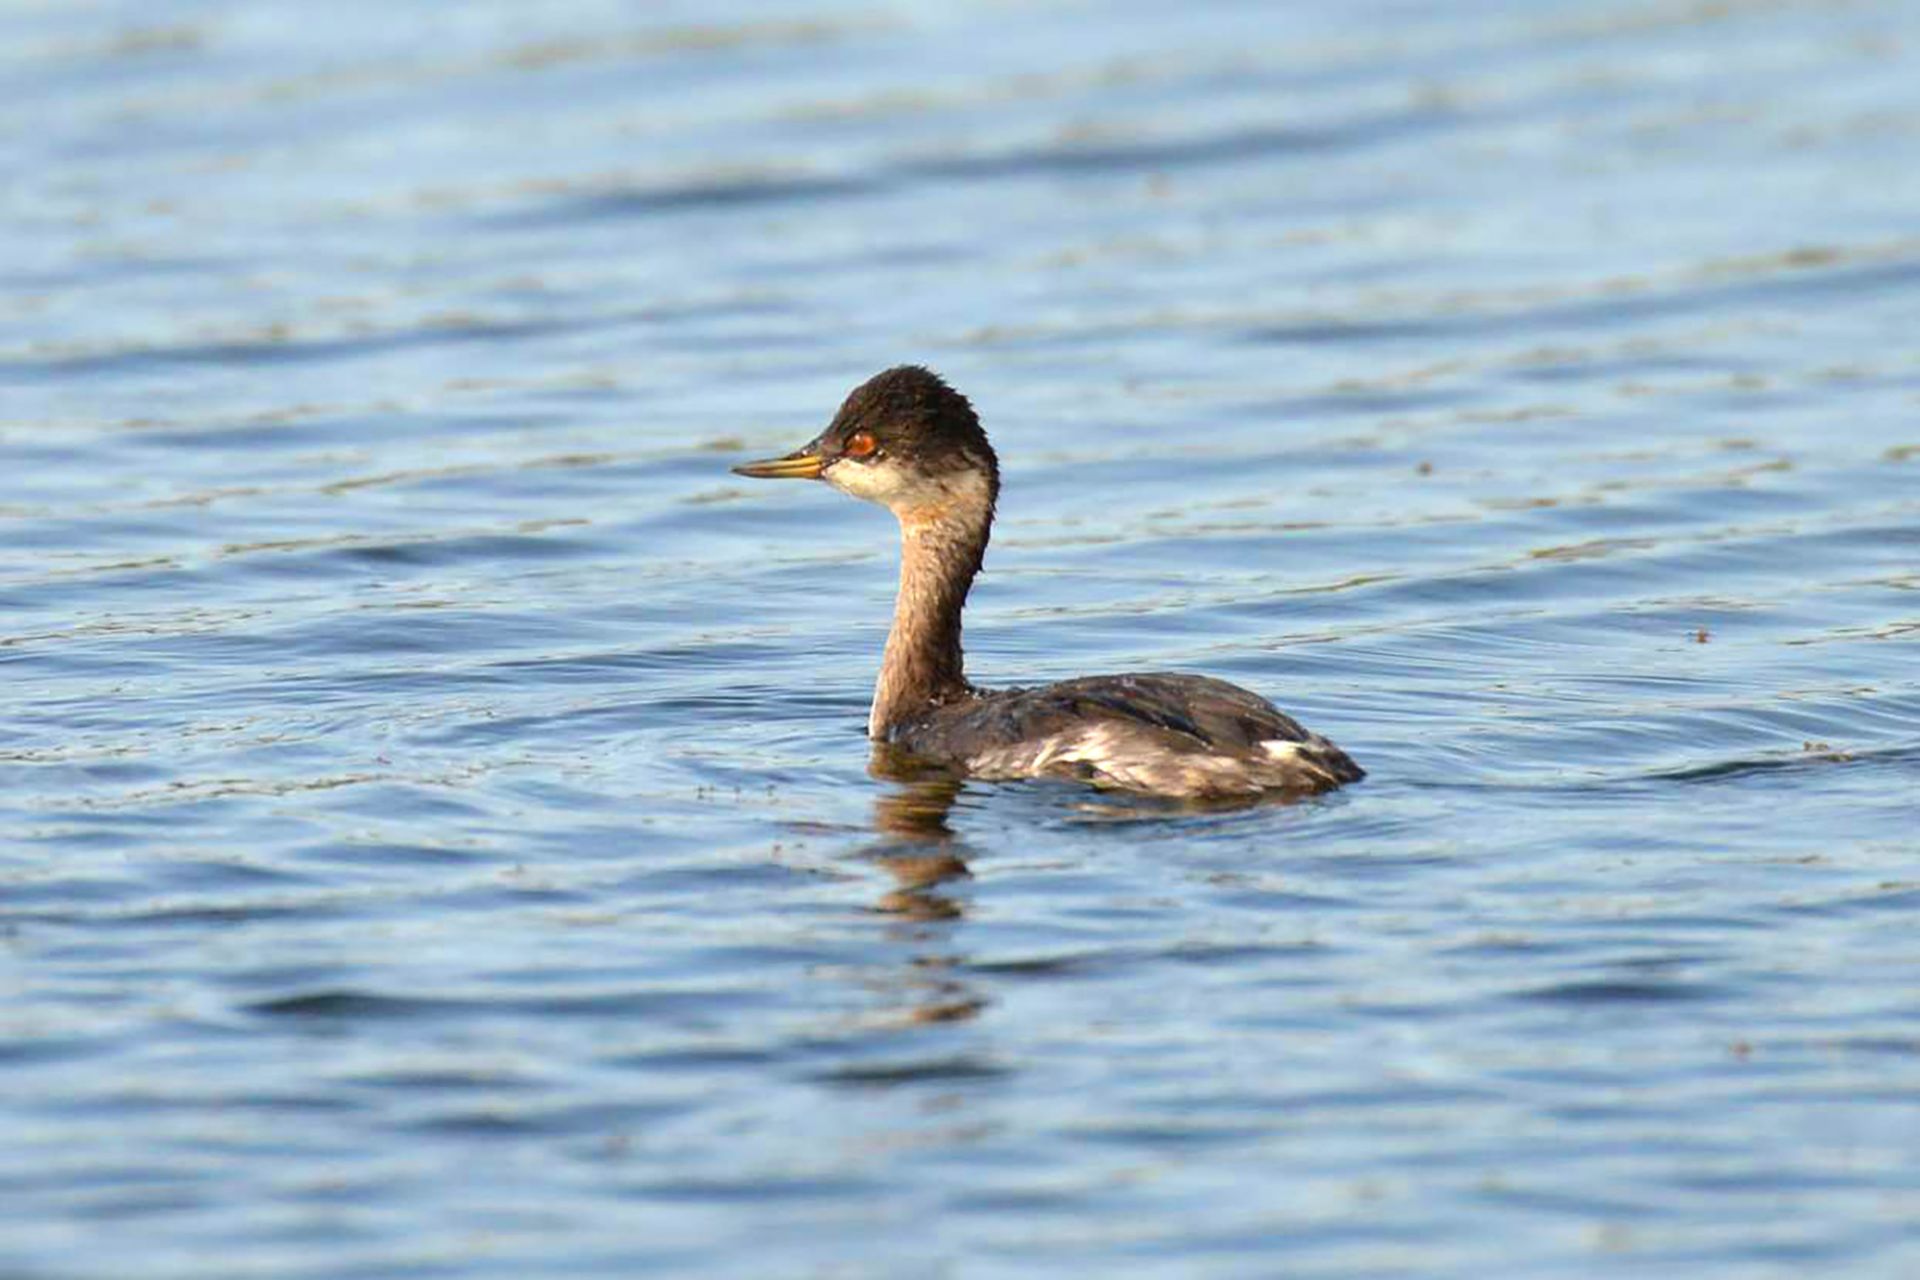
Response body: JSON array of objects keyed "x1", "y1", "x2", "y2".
[{"x1": 733, "y1": 366, "x2": 1363, "y2": 799}]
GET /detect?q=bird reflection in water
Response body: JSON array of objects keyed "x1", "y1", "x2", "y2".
[
  {"x1": 859, "y1": 744, "x2": 986, "y2": 1027},
  {"x1": 865, "y1": 743, "x2": 972, "y2": 920}
]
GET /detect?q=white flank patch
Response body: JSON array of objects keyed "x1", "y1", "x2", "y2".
[
  {"x1": 967, "y1": 722, "x2": 1126, "y2": 778},
  {"x1": 968, "y1": 721, "x2": 1345, "y2": 798},
  {"x1": 1054, "y1": 723, "x2": 1131, "y2": 770}
]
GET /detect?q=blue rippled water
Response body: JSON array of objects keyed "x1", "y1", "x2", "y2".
[{"x1": 3, "y1": 1, "x2": 1917, "y2": 1275}]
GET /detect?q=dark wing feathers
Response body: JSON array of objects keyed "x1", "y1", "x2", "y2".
[{"x1": 1039, "y1": 674, "x2": 1306, "y2": 751}]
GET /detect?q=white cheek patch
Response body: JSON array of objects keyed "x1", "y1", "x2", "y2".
[
  {"x1": 826, "y1": 458, "x2": 991, "y2": 520},
  {"x1": 824, "y1": 457, "x2": 915, "y2": 505}
]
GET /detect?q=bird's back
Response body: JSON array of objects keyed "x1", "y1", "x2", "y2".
[{"x1": 889, "y1": 672, "x2": 1363, "y2": 799}]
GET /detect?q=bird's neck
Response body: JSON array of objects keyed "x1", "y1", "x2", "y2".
[{"x1": 870, "y1": 497, "x2": 991, "y2": 740}]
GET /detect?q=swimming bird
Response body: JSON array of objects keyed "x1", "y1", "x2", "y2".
[{"x1": 732, "y1": 366, "x2": 1363, "y2": 799}]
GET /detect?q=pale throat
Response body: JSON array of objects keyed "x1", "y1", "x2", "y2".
[{"x1": 866, "y1": 472, "x2": 994, "y2": 740}]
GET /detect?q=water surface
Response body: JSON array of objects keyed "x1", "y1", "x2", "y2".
[{"x1": 3, "y1": 1, "x2": 1918, "y2": 1275}]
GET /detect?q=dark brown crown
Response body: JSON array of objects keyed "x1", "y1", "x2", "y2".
[{"x1": 825, "y1": 366, "x2": 999, "y2": 488}]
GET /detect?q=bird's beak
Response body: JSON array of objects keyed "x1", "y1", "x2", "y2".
[{"x1": 732, "y1": 442, "x2": 827, "y2": 480}]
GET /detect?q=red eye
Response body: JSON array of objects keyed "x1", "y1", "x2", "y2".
[{"x1": 844, "y1": 430, "x2": 878, "y2": 458}]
